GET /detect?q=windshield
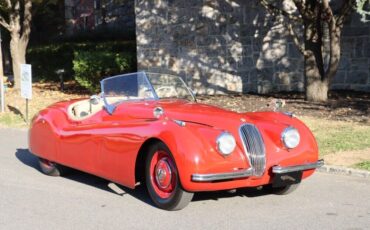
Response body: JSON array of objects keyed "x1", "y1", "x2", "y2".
[
  {"x1": 146, "y1": 73, "x2": 195, "y2": 101},
  {"x1": 101, "y1": 72, "x2": 195, "y2": 113}
]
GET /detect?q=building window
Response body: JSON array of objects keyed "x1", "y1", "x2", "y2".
[
  {"x1": 83, "y1": 16, "x2": 88, "y2": 30},
  {"x1": 94, "y1": 0, "x2": 101, "y2": 9}
]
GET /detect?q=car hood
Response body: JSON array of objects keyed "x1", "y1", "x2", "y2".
[
  {"x1": 156, "y1": 100, "x2": 243, "y2": 127},
  {"x1": 154, "y1": 100, "x2": 314, "y2": 153},
  {"x1": 155, "y1": 100, "x2": 296, "y2": 136}
]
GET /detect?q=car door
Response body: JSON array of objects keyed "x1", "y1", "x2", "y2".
[
  {"x1": 96, "y1": 101, "x2": 156, "y2": 188},
  {"x1": 58, "y1": 112, "x2": 104, "y2": 174}
]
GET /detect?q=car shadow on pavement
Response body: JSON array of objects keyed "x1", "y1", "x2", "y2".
[
  {"x1": 15, "y1": 148, "x2": 270, "y2": 208},
  {"x1": 62, "y1": 173, "x2": 154, "y2": 207},
  {"x1": 15, "y1": 148, "x2": 154, "y2": 207},
  {"x1": 15, "y1": 148, "x2": 40, "y2": 171},
  {"x1": 192, "y1": 187, "x2": 270, "y2": 203}
]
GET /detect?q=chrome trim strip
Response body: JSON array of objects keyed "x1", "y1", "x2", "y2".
[
  {"x1": 145, "y1": 72, "x2": 196, "y2": 102},
  {"x1": 239, "y1": 124, "x2": 266, "y2": 177},
  {"x1": 282, "y1": 111, "x2": 295, "y2": 118},
  {"x1": 272, "y1": 159, "x2": 324, "y2": 174},
  {"x1": 192, "y1": 168, "x2": 253, "y2": 182},
  {"x1": 143, "y1": 72, "x2": 160, "y2": 100},
  {"x1": 238, "y1": 127, "x2": 252, "y2": 167}
]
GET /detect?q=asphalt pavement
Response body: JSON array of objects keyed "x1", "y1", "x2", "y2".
[{"x1": 0, "y1": 128, "x2": 369, "y2": 230}]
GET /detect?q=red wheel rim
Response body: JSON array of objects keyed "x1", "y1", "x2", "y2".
[{"x1": 149, "y1": 150, "x2": 177, "y2": 199}]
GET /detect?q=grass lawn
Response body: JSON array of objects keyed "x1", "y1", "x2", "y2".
[
  {"x1": 353, "y1": 161, "x2": 370, "y2": 171},
  {"x1": 301, "y1": 117, "x2": 370, "y2": 156},
  {"x1": 0, "y1": 112, "x2": 27, "y2": 128}
]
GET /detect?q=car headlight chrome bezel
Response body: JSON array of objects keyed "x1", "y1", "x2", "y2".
[
  {"x1": 281, "y1": 127, "x2": 300, "y2": 149},
  {"x1": 216, "y1": 132, "x2": 236, "y2": 156}
]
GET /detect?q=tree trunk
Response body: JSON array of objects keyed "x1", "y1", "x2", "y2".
[
  {"x1": 10, "y1": 35, "x2": 27, "y2": 89},
  {"x1": 3, "y1": 0, "x2": 32, "y2": 89},
  {"x1": 326, "y1": 19, "x2": 342, "y2": 85},
  {"x1": 304, "y1": 50, "x2": 329, "y2": 102},
  {"x1": 304, "y1": 15, "x2": 329, "y2": 102}
]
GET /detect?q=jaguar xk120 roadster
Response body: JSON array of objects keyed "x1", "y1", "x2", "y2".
[{"x1": 29, "y1": 72, "x2": 323, "y2": 210}]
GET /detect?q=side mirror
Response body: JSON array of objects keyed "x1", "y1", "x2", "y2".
[{"x1": 90, "y1": 95, "x2": 101, "y2": 105}]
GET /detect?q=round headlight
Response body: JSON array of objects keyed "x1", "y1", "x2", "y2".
[
  {"x1": 216, "y1": 132, "x2": 236, "y2": 156},
  {"x1": 282, "y1": 127, "x2": 300, "y2": 149}
]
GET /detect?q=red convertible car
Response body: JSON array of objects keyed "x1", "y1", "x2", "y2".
[{"x1": 29, "y1": 72, "x2": 323, "y2": 210}]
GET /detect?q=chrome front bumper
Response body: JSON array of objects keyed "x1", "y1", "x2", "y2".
[
  {"x1": 191, "y1": 160, "x2": 324, "y2": 182},
  {"x1": 272, "y1": 159, "x2": 324, "y2": 174},
  {"x1": 192, "y1": 168, "x2": 253, "y2": 182}
]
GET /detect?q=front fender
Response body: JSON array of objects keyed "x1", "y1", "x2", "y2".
[
  {"x1": 154, "y1": 120, "x2": 249, "y2": 191},
  {"x1": 245, "y1": 112, "x2": 319, "y2": 179}
]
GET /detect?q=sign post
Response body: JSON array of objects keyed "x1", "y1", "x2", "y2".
[
  {"x1": 0, "y1": 73, "x2": 4, "y2": 113},
  {"x1": 20, "y1": 64, "x2": 32, "y2": 123},
  {"x1": 0, "y1": 29, "x2": 4, "y2": 113}
]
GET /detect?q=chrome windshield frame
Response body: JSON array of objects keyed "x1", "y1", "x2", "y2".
[{"x1": 146, "y1": 72, "x2": 197, "y2": 102}]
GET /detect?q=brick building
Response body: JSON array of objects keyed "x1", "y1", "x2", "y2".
[{"x1": 64, "y1": 0, "x2": 135, "y2": 34}]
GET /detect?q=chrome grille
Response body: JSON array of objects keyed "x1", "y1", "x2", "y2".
[{"x1": 239, "y1": 124, "x2": 266, "y2": 176}]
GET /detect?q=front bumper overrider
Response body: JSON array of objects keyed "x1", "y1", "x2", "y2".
[{"x1": 191, "y1": 159, "x2": 324, "y2": 182}]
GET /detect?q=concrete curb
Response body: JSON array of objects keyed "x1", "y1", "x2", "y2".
[{"x1": 317, "y1": 164, "x2": 370, "y2": 179}]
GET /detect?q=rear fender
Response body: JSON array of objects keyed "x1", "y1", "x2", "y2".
[{"x1": 29, "y1": 109, "x2": 62, "y2": 161}]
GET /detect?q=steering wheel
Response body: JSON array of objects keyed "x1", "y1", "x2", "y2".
[{"x1": 156, "y1": 86, "x2": 179, "y2": 98}]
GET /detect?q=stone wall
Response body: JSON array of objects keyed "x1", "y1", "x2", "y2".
[
  {"x1": 333, "y1": 15, "x2": 370, "y2": 92},
  {"x1": 135, "y1": 0, "x2": 370, "y2": 94}
]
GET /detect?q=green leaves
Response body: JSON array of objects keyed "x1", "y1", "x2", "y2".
[
  {"x1": 73, "y1": 51, "x2": 136, "y2": 93},
  {"x1": 355, "y1": 0, "x2": 370, "y2": 22},
  {"x1": 27, "y1": 41, "x2": 136, "y2": 85}
]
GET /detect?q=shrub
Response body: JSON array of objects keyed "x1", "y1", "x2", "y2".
[
  {"x1": 27, "y1": 41, "x2": 137, "y2": 82},
  {"x1": 73, "y1": 51, "x2": 136, "y2": 93},
  {"x1": 27, "y1": 44, "x2": 74, "y2": 82}
]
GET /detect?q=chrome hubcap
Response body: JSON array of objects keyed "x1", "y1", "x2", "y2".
[{"x1": 155, "y1": 158, "x2": 172, "y2": 189}]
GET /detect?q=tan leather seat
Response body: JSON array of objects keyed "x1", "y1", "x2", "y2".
[{"x1": 68, "y1": 99, "x2": 104, "y2": 121}]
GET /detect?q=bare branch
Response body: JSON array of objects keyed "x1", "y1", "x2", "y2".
[
  {"x1": 32, "y1": 0, "x2": 53, "y2": 17},
  {"x1": 322, "y1": 0, "x2": 335, "y2": 26},
  {"x1": 335, "y1": 0, "x2": 356, "y2": 28},
  {"x1": 0, "y1": 15, "x2": 12, "y2": 31},
  {"x1": 286, "y1": 22, "x2": 306, "y2": 55},
  {"x1": 322, "y1": 0, "x2": 341, "y2": 81},
  {"x1": 259, "y1": 0, "x2": 305, "y2": 55},
  {"x1": 9, "y1": 0, "x2": 21, "y2": 34},
  {"x1": 4, "y1": 0, "x2": 12, "y2": 8},
  {"x1": 21, "y1": 0, "x2": 32, "y2": 44},
  {"x1": 260, "y1": 0, "x2": 303, "y2": 22},
  {"x1": 23, "y1": 0, "x2": 32, "y2": 29},
  {"x1": 292, "y1": 0, "x2": 309, "y2": 19}
]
